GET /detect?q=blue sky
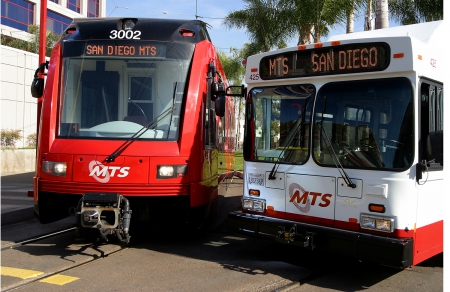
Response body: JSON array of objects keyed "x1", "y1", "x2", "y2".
[{"x1": 106, "y1": 0, "x2": 403, "y2": 54}]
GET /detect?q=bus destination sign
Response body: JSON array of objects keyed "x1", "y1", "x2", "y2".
[{"x1": 260, "y1": 42, "x2": 390, "y2": 79}]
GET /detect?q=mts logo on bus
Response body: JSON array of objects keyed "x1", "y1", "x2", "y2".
[
  {"x1": 88, "y1": 160, "x2": 130, "y2": 183},
  {"x1": 288, "y1": 183, "x2": 332, "y2": 213}
]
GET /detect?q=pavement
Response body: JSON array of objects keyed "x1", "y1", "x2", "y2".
[{"x1": 1, "y1": 172, "x2": 36, "y2": 226}]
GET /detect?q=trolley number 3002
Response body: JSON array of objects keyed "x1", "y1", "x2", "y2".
[{"x1": 110, "y1": 30, "x2": 141, "y2": 40}]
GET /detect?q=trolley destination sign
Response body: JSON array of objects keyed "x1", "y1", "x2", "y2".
[
  {"x1": 62, "y1": 41, "x2": 167, "y2": 58},
  {"x1": 260, "y1": 42, "x2": 390, "y2": 79},
  {"x1": 86, "y1": 44, "x2": 160, "y2": 56}
]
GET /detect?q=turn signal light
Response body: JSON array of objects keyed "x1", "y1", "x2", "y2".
[
  {"x1": 249, "y1": 189, "x2": 260, "y2": 197},
  {"x1": 369, "y1": 203, "x2": 386, "y2": 213}
]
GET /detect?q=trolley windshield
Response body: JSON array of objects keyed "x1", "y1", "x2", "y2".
[{"x1": 58, "y1": 40, "x2": 194, "y2": 140}]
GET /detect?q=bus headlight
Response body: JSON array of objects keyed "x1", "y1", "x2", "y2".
[
  {"x1": 242, "y1": 197, "x2": 266, "y2": 213},
  {"x1": 360, "y1": 213, "x2": 394, "y2": 233},
  {"x1": 157, "y1": 165, "x2": 188, "y2": 179},
  {"x1": 42, "y1": 161, "x2": 67, "y2": 177}
]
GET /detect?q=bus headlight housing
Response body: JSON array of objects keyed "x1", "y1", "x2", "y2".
[
  {"x1": 242, "y1": 197, "x2": 266, "y2": 212},
  {"x1": 360, "y1": 213, "x2": 394, "y2": 233},
  {"x1": 42, "y1": 161, "x2": 67, "y2": 177}
]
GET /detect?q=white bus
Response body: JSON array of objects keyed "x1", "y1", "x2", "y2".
[{"x1": 228, "y1": 21, "x2": 444, "y2": 268}]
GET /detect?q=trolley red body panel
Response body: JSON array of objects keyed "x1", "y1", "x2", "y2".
[{"x1": 32, "y1": 18, "x2": 235, "y2": 231}]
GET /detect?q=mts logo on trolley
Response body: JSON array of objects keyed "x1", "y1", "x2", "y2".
[
  {"x1": 288, "y1": 183, "x2": 332, "y2": 213},
  {"x1": 88, "y1": 160, "x2": 130, "y2": 183}
]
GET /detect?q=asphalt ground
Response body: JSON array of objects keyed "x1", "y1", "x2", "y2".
[{"x1": 1, "y1": 172, "x2": 35, "y2": 226}]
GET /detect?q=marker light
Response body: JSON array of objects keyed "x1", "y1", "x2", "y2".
[
  {"x1": 369, "y1": 203, "x2": 386, "y2": 213},
  {"x1": 42, "y1": 161, "x2": 67, "y2": 177},
  {"x1": 298, "y1": 45, "x2": 306, "y2": 50},
  {"x1": 314, "y1": 43, "x2": 323, "y2": 48},
  {"x1": 179, "y1": 29, "x2": 195, "y2": 37},
  {"x1": 242, "y1": 197, "x2": 266, "y2": 213},
  {"x1": 66, "y1": 27, "x2": 76, "y2": 34},
  {"x1": 331, "y1": 41, "x2": 341, "y2": 46},
  {"x1": 248, "y1": 189, "x2": 260, "y2": 197},
  {"x1": 157, "y1": 165, "x2": 187, "y2": 179},
  {"x1": 393, "y1": 53, "x2": 404, "y2": 58},
  {"x1": 360, "y1": 213, "x2": 394, "y2": 233}
]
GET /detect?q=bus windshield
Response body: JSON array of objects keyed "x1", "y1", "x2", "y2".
[
  {"x1": 58, "y1": 40, "x2": 194, "y2": 140},
  {"x1": 248, "y1": 84, "x2": 315, "y2": 164},
  {"x1": 313, "y1": 78, "x2": 414, "y2": 170}
]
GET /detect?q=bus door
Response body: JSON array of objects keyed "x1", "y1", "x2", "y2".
[{"x1": 415, "y1": 79, "x2": 444, "y2": 264}]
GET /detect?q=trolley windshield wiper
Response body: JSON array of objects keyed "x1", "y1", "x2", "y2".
[
  {"x1": 104, "y1": 83, "x2": 178, "y2": 163},
  {"x1": 319, "y1": 97, "x2": 356, "y2": 188}
]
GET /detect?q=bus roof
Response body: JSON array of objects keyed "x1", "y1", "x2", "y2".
[{"x1": 327, "y1": 20, "x2": 444, "y2": 46}]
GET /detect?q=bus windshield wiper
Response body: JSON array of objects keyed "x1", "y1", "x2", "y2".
[
  {"x1": 104, "y1": 83, "x2": 178, "y2": 163},
  {"x1": 268, "y1": 115, "x2": 304, "y2": 180},
  {"x1": 319, "y1": 97, "x2": 356, "y2": 188}
]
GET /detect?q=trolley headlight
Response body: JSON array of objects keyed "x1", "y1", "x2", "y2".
[
  {"x1": 42, "y1": 161, "x2": 67, "y2": 177},
  {"x1": 360, "y1": 213, "x2": 394, "y2": 233},
  {"x1": 242, "y1": 197, "x2": 266, "y2": 213},
  {"x1": 157, "y1": 165, "x2": 188, "y2": 179}
]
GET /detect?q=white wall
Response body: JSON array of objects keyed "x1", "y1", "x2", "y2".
[{"x1": 1, "y1": 45, "x2": 39, "y2": 148}]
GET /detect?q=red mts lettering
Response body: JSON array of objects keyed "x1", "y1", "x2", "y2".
[
  {"x1": 319, "y1": 194, "x2": 332, "y2": 207},
  {"x1": 309, "y1": 192, "x2": 322, "y2": 205},
  {"x1": 289, "y1": 190, "x2": 309, "y2": 204}
]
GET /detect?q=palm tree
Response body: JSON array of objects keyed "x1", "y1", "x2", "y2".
[
  {"x1": 223, "y1": 0, "x2": 289, "y2": 52},
  {"x1": 388, "y1": 0, "x2": 443, "y2": 25},
  {"x1": 280, "y1": 0, "x2": 366, "y2": 44},
  {"x1": 364, "y1": 0, "x2": 374, "y2": 30},
  {"x1": 375, "y1": 0, "x2": 389, "y2": 28}
]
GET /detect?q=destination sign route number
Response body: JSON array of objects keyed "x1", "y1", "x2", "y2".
[{"x1": 110, "y1": 29, "x2": 141, "y2": 40}]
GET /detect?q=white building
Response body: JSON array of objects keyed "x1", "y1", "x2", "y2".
[{"x1": 1, "y1": 0, "x2": 106, "y2": 147}]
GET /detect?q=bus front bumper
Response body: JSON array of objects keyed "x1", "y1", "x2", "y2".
[{"x1": 228, "y1": 211, "x2": 413, "y2": 269}]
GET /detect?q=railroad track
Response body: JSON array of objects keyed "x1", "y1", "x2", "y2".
[{"x1": 1, "y1": 226, "x2": 132, "y2": 291}]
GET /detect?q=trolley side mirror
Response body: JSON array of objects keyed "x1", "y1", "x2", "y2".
[
  {"x1": 215, "y1": 94, "x2": 225, "y2": 117},
  {"x1": 31, "y1": 61, "x2": 48, "y2": 98},
  {"x1": 31, "y1": 76, "x2": 45, "y2": 98}
]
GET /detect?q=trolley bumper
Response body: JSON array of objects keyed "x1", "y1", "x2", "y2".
[{"x1": 228, "y1": 211, "x2": 413, "y2": 268}]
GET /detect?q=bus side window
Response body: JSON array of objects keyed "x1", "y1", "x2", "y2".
[{"x1": 420, "y1": 81, "x2": 443, "y2": 169}]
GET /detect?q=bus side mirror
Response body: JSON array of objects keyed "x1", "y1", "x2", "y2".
[{"x1": 215, "y1": 95, "x2": 225, "y2": 117}]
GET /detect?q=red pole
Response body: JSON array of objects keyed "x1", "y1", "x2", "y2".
[
  {"x1": 39, "y1": 0, "x2": 47, "y2": 68},
  {"x1": 37, "y1": 0, "x2": 47, "y2": 135}
]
